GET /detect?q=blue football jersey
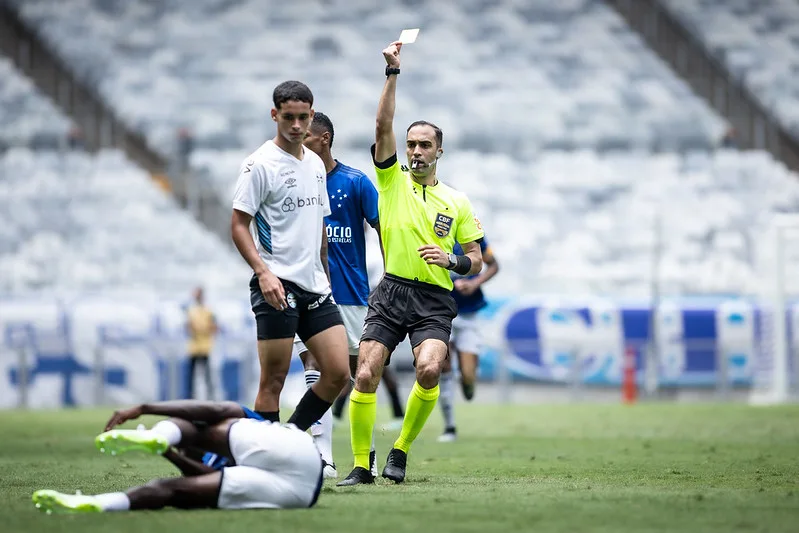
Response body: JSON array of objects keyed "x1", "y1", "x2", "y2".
[
  {"x1": 325, "y1": 161, "x2": 379, "y2": 306},
  {"x1": 451, "y1": 237, "x2": 491, "y2": 314},
  {"x1": 239, "y1": 405, "x2": 265, "y2": 421}
]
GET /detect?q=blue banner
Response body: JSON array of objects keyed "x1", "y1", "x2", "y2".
[
  {"x1": 0, "y1": 295, "x2": 790, "y2": 408},
  {"x1": 477, "y1": 297, "x2": 769, "y2": 387},
  {"x1": 0, "y1": 296, "x2": 308, "y2": 408}
]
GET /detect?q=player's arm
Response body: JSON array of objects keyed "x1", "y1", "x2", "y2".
[
  {"x1": 104, "y1": 401, "x2": 246, "y2": 431},
  {"x1": 231, "y1": 209, "x2": 285, "y2": 310},
  {"x1": 231, "y1": 163, "x2": 287, "y2": 310},
  {"x1": 458, "y1": 240, "x2": 484, "y2": 276},
  {"x1": 360, "y1": 174, "x2": 385, "y2": 270},
  {"x1": 418, "y1": 240, "x2": 482, "y2": 275},
  {"x1": 163, "y1": 448, "x2": 216, "y2": 477},
  {"x1": 447, "y1": 197, "x2": 485, "y2": 277},
  {"x1": 231, "y1": 210, "x2": 268, "y2": 278},
  {"x1": 374, "y1": 41, "x2": 402, "y2": 164},
  {"x1": 320, "y1": 221, "x2": 331, "y2": 282},
  {"x1": 470, "y1": 245, "x2": 499, "y2": 287}
]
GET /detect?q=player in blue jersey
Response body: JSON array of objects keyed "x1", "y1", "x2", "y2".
[
  {"x1": 32, "y1": 400, "x2": 324, "y2": 513},
  {"x1": 293, "y1": 112, "x2": 404, "y2": 479},
  {"x1": 438, "y1": 236, "x2": 499, "y2": 442}
]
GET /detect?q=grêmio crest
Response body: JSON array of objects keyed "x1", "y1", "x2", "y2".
[{"x1": 434, "y1": 213, "x2": 454, "y2": 238}]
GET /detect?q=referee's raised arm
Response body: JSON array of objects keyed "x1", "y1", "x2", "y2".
[{"x1": 374, "y1": 41, "x2": 403, "y2": 164}]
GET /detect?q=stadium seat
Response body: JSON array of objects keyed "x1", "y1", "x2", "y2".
[
  {"x1": 0, "y1": 147, "x2": 250, "y2": 295},
  {"x1": 8, "y1": 0, "x2": 726, "y2": 171},
  {"x1": 0, "y1": 58, "x2": 72, "y2": 149},
  {"x1": 663, "y1": 0, "x2": 799, "y2": 136},
  {"x1": 6, "y1": 0, "x2": 799, "y2": 299}
]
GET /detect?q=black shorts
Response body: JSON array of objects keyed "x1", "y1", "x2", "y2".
[
  {"x1": 249, "y1": 275, "x2": 343, "y2": 341},
  {"x1": 361, "y1": 274, "x2": 457, "y2": 364}
]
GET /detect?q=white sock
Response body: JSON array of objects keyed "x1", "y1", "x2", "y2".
[
  {"x1": 305, "y1": 369, "x2": 321, "y2": 389},
  {"x1": 94, "y1": 492, "x2": 130, "y2": 511},
  {"x1": 315, "y1": 407, "x2": 334, "y2": 465},
  {"x1": 150, "y1": 420, "x2": 182, "y2": 446},
  {"x1": 440, "y1": 371, "x2": 456, "y2": 430}
]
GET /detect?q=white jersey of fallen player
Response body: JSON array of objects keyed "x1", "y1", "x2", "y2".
[{"x1": 233, "y1": 140, "x2": 332, "y2": 294}]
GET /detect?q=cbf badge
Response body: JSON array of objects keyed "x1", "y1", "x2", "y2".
[{"x1": 434, "y1": 213, "x2": 453, "y2": 238}]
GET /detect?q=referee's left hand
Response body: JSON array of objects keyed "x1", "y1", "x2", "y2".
[{"x1": 418, "y1": 244, "x2": 449, "y2": 268}]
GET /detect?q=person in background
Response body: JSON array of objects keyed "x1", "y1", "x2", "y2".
[{"x1": 186, "y1": 286, "x2": 217, "y2": 400}]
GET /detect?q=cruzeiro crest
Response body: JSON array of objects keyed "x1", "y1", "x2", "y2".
[{"x1": 434, "y1": 213, "x2": 454, "y2": 238}]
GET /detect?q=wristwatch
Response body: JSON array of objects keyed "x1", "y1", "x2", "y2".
[
  {"x1": 385, "y1": 66, "x2": 401, "y2": 77},
  {"x1": 447, "y1": 253, "x2": 458, "y2": 270}
]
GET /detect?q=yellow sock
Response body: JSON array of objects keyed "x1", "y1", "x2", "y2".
[
  {"x1": 349, "y1": 389, "x2": 377, "y2": 470},
  {"x1": 393, "y1": 381, "x2": 440, "y2": 453}
]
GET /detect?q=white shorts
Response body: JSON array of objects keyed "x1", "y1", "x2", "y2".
[
  {"x1": 217, "y1": 419, "x2": 323, "y2": 509},
  {"x1": 293, "y1": 304, "x2": 367, "y2": 356},
  {"x1": 450, "y1": 312, "x2": 482, "y2": 356}
]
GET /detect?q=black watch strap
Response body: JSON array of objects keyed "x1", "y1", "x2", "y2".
[
  {"x1": 385, "y1": 66, "x2": 401, "y2": 77},
  {"x1": 447, "y1": 253, "x2": 458, "y2": 270}
]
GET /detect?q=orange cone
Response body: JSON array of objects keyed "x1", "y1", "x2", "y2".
[{"x1": 622, "y1": 345, "x2": 637, "y2": 404}]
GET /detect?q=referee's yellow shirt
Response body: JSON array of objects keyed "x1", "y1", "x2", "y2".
[{"x1": 373, "y1": 150, "x2": 484, "y2": 291}]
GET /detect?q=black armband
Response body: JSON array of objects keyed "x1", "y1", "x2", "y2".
[{"x1": 448, "y1": 254, "x2": 472, "y2": 276}]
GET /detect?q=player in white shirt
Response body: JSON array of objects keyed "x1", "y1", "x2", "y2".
[
  {"x1": 230, "y1": 81, "x2": 349, "y2": 432},
  {"x1": 31, "y1": 400, "x2": 323, "y2": 513}
]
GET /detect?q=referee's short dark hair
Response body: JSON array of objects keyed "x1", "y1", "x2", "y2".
[
  {"x1": 407, "y1": 120, "x2": 443, "y2": 148},
  {"x1": 273, "y1": 81, "x2": 314, "y2": 109},
  {"x1": 312, "y1": 112, "x2": 335, "y2": 148}
]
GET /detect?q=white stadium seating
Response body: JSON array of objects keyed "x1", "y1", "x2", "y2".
[
  {"x1": 663, "y1": 0, "x2": 799, "y2": 136},
  {"x1": 0, "y1": 147, "x2": 250, "y2": 296},
  {"x1": 4, "y1": 0, "x2": 799, "y2": 300},
  {"x1": 8, "y1": 0, "x2": 726, "y2": 158},
  {"x1": 0, "y1": 57, "x2": 71, "y2": 149},
  {"x1": 361, "y1": 148, "x2": 799, "y2": 298}
]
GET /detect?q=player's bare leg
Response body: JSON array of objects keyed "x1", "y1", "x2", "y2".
[
  {"x1": 380, "y1": 365, "x2": 405, "y2": 431},
  {"x1": 383, "y1": 339, "x2": 447, "y2": 483},
  {"x1": 288, "y1": 325, "x2": 348, "y2": 430},
  {"x1": 36, "y1": 419, "x2": 238, "y2": 514},
  {"x1": 33, "y1": 472, "x2": 223, "y2": 513},
  {"x1": 300, "y1": 325, "x2": 350, "y2": 402},
  {"x1": 337, "y1": 339, "x2": 389, "y2": 486},
  {"x1": 331, "y1": 355, "x2": 357, "y2": 421},
  {"x1": 125, "y1": 473, "x2": 222, "y2": 510},
  {"x1": 254, "y1": 338, "x2": 294, "y2": 422},
  {"x1": 437, "y1": 349, "x2": 458, "y2": 442},
  {"x1": 458, "y1": 349, "x2": 478, "y2": 401}
]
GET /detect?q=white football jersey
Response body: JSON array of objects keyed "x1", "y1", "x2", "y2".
[{"x1": 233, "y1": 140, "x2": 331, "y2": 294}]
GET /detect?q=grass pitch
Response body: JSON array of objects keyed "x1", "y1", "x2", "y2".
[{"x1": 2, "y1": 403, "x2": 798, "y2": 533}]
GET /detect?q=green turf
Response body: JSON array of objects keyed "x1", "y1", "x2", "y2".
[{"x1": 3, "y1": 403, "x2": 799, "y2": 532}]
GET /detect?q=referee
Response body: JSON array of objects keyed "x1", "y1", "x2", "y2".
[{"x1": 338, "y1": 41, "x2": 484, "y2": 486}]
